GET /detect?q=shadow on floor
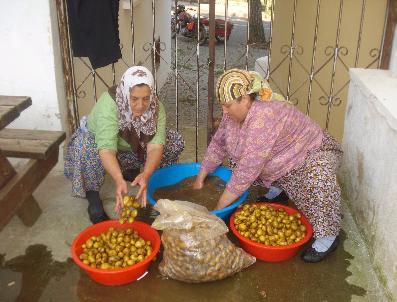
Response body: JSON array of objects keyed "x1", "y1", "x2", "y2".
[
  {"x1": 0, "y1": 245, "x2": 73, "y2": 302},
  {"x1": 0, "y1": 228, "x2": 366, "y2": 302}
]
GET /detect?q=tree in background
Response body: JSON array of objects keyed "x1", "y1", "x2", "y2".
[{"x1": 249, "y1": 0, "x2": 267, "y2": 46}]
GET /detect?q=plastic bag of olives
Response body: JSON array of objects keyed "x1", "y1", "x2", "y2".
[{"x1": 152, "y1": 199, "x2": 256, "y2": 283}]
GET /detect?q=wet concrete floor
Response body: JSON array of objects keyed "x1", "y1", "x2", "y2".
[
  {"x1": 0, "y1": 150, "x2": 389, "y2": 301},
  {"x1": 0, "y1": 231, "x2": 367, "y2": 302},
  {"x1": 0, "y1": 200, "x2": 386, "y2": 302}
]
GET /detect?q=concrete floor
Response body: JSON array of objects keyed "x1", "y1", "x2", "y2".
[{"x1": 0, "y1": 154, "x2": 390, "y2": 302}]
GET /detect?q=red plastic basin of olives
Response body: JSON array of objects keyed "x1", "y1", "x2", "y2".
[
  {"x1": 71, "y1": 220, "x2": 160, "y2": 286},
  {"x1": 229, "y1": 203, "x2": 313, "y2": 262}
]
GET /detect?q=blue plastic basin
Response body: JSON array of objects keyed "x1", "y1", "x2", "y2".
[{"x1": 147, "y1": 163, "x2": 249, "y2": 221}]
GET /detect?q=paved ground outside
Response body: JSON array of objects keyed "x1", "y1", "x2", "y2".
[{"x1": 159, "y1": 1, "x2": 270, "y2": 161}]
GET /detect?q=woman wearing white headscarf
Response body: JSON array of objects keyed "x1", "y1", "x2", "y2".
[{"x1": 64, "y1": 66, "x2": 184, "y2": 224}]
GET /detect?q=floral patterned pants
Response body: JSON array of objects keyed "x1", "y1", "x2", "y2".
[
  {"x1": 228, "y1": 131, "x2": 342, "y2": 238},
  {"x1": 274, "y1": 132, "x2": 343, "y2": 238},
  {"x1": 64, "y1": 128, "x2": 185, "y2": 198}
]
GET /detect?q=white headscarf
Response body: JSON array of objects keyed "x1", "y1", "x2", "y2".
[{"x1": 115, "y1": 66, "x2": 158, "y2": 137}]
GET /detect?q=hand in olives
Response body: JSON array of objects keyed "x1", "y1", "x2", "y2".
[{"x1": 118, "y1": 196, "x2": 140, "y2": 224}]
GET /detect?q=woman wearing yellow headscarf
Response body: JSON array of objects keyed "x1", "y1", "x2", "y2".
[{"x1": 193, "y1": 69, "x2": 343, "y2": 263}]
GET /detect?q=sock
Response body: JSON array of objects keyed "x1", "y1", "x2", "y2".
[
  {"x1": 312, "y1": 236, "x2": 337, "y2": 252},
  {"x1": 265, "y1": 186, "x2": 283, "y2": 199}
]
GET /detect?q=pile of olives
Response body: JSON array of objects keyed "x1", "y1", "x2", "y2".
[
  {"x1": 119, "y1": 196, "x2": 140, "y2": 224},
  {"x1": 234, "y1": 204, "x2": 307, "y2": 246},
  {"x1": 79, "y1": 227, "x2": 152, "y2": 270},
  {"x1": 160, "y1": 230, "x2": 255, "y2": 282}
]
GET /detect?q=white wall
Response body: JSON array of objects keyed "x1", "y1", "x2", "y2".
[
  {"x1": 340, "y1": 69, "x2": 397, "y2": 299},
  {"x1": 0, "y1": 0, "x2": 66, "y2": 131}
]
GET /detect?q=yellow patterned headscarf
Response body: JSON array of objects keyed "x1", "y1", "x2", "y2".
[{"x1": 216, "y1": 68, "x2": 287, "y2": 104}]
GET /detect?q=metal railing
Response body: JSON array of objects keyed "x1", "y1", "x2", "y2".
[{"x1": 57, "y1": 0, "x2": 389, "y2": 159}]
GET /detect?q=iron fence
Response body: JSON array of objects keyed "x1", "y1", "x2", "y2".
[{"x1": 58, "y1": 0, "x2": 389, "y2": 161}]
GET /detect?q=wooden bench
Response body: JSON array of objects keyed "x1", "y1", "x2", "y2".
[
  {"x1": 0, "y1": 129, "x2": 66, "y2": 160},
  {"x1": 0, "y1": 96, "x2": 66, "y2": 231}
]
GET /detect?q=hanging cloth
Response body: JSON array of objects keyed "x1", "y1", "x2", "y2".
[{"x1": 67, "y1": 0, "x2": 122, "y2": 69}]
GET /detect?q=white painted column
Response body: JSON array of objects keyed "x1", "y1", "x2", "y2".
[{"x1": 155, "y1": 0, "x2": 172, "y2": 89}]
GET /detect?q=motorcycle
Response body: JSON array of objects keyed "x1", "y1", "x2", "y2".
[
  {"x1": 171, "y1": 5, "x2": 208, "y2": 45},
  {"x1": 171, "y1": 5, "x2": 233, "y2": 44}
]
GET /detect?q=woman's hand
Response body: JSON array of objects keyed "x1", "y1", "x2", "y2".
[
  {"x1": 193, "y1": 169, "x2": 207, "y2": 190},
  {"x1": 214, "y1": 199, "x2": 231, "y2": 210},
  {"x1": 215, "y1": 189, "x2": 239, "y2": 210},
  {"x1": 131, "y1": 172, "x2": 149, "y2": 207},
  {"x1": 115, "y1": 178, "x2": 128, "y2": 213},
  {"x1": 98, "y1": 149, "x2": 126, "y2": 214},
  {"x1": 192, "y1": 178, "x2": 204, "y2": 190},
  {"x1": 132, "y1": 143, "x2": 162, "y2": 207}
]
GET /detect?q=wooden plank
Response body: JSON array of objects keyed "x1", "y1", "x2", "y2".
[
  {"x1": 0, "y1": 129, "x2": 66, "y2": 160},
  {"x1": 0, "y1": 96, "x2": 32, "y2": 111},
  {"x1": 0, "y1": 154, "x2": 16, "y2": 188},
  {"x1": 0, "y1": 96, "x2": 32, "y2": 130},
  {"x1": 0, "y1": 106, "x2": 19, "y2": 130},
  {"x1": 0, "y1": 149, "x2": 58, "y2": 231},
  {"x1": 16, "y1": 195, "x2": 42, "y2": 227},
  {"x1": 0, "y1": 138, "x2": 52, "y2": 159},
  {"x1": 0, "y1": 128, "x2": 65, "y2": 142}
]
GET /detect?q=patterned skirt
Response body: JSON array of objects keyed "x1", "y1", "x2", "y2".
[
  {"x1": 274, "y1": 132, "x2": 343, "y2": 238},
  {"x1": 228, "y1": 131, "x2": 342, "y2": 238},
  {"x1": 64, "y1": 127, "x2": 185, "y2": 198}
]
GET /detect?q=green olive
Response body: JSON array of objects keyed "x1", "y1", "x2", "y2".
[
  {"x1": 79, "y1": 226, "x2": 151, "y2": 270},
  {"x1": 235, "y1": 204, "x2": 307, "y2": 247},
  {"x1": 238, "y1": 223, "x2": 247, "y2": 231},
  {"x1": 127, "y1": 259, "x2": 135, "y2": 266},
  {"x1": 118, "y1": 196, "x2": 140, "y2": 224}
]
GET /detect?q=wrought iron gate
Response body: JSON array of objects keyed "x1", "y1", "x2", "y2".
[{"x1": 56, "y1": 0, "x2": 392, "y2": 162}]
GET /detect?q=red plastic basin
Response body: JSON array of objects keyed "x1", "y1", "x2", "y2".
[
  {"x1": 229, "y1": 203, "x2": 313, "y2": 262},
  {"x1": 71, "y1": 220, "x2": 160, "y2": 286}
]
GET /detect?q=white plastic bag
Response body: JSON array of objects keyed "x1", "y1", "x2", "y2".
[{"x1": 152, "y1": 199, "x2": 256, "y2": 283}]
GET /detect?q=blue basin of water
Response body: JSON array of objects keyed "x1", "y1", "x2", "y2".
[{"x1": 147, "y1": 162, "x2": 249, "y2": 221}]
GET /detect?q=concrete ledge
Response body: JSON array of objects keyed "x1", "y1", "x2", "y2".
[
  {"x1": 349, "y1": 68, "x2": 397, "y2": 131},
  {"x1": 340, "y1": 68, "x2": 397, "y2": 299}
]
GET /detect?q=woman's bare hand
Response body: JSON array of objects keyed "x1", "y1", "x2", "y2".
[
  {"x1": 192, "y1": 178, "x2": 204, "y2": 190},
  {"x1": 115, "y1": 179, "x2": 128, "y2": 213},
  {"x1": 131, "y1": 172, "x2": 149, "y2": 207}
]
